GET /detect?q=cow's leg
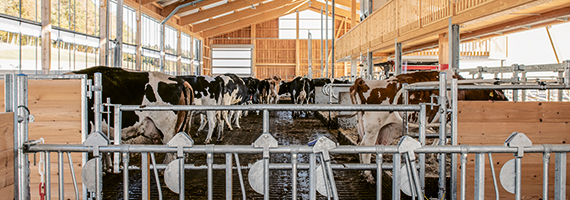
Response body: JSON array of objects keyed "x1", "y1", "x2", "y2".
[
  {"x1": 204, "y1": 111, "x2": 216, "y2": 144},
  {"x1": 234, "y1": 110, "x2": 242, "y2": 129},
  {"x1": 197, "y1": 114, "x2": 207, "y2": 134}
]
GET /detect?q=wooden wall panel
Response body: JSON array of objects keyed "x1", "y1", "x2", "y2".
[
  {"x1": 0, "y1": 112, "x2": 14, "y2": 200},
  {"x1": 458, "y1": 101, "x2": 570, "y2": 200},
  {"x1": 0, "y1": 80, "x2": 83, "y2": 199}
]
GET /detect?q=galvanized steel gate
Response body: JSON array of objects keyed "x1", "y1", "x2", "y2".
[{"x1": 6, "y1": 71, "x2": 570, "y2": 200}]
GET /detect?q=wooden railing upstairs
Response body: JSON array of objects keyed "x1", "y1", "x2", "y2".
[
  {"x1": 335, "y1": 0, "x2": 528, "y2": 60},
  {"x1": 405, "y1": 38, "x2": 491, "y2": 57}
]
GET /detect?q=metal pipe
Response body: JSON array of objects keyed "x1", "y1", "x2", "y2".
[
  {"x1": 264, "y1": 157, "x2": 270, "y2": 200},
  {"x1": 460, "y1": 153, "x2": 467, "y2": 200},
  {"x1": 515, "y1": 157, "x2": 522, "y2": 200},
  {"x1": 27, "y1": 144, "x2": 570, "y2": 154},
  {"x1": 451, "y1": 79, "x2": 458, "y2": 199},
  {"x1": 150, "y1": 153, "x2": 162, "y2": 200},
  {"x1": 310, "y1": 153, "x2": 316, "y2": 200},
  {"x1": 488, "y1": 153, "x2": 499, "y2": 200},
  {"x1": 292, "y1": 151, "x2": 298, "y2": 199},
  {"x1": 58, "y1": 152, "x2": 64, "y2": 200},
  {"x1": 419, "y1": 105, "x2": 426, "y2": 192},
  {"x1": 142, "y1": 153, "x2": 149, "y2": 200},
  {"x1": 66, "y1": 152, "x2": 79, "y2": 200},
  {"x1": 404, "y1": 154, "x2": 416, "y2": 198},
  {"x1": 542, "y1": 150, "x2": 550, "y2": 200},
  {"x1": 263, "y1": 109, "x2": 269, "y2": 134},
  {"x1": 325, "y1": 0, "x2": 328, "y2": 77},
  {"x1": 96, "y1": 155, "x2": 102, "y2": 200},
  {"x1": 123, "y1": 153, "x2": 130, "y2": 200},
  {"x1": 180, "y1": 152, "x2": 186, "y2": 200},
  {"x1": 128, "y1": 162, "x2": 408, "y2": 171},
  {"x1": 438, "y1": 73, "x2": 447, "y2": 200},
  {"x1": 115, "y1": 0, "x2": 123, "y2": 68},
  {"x1": 207, "y1": 152, "x2": 213, "y2": 200},
  {"x1": 80, "y1": 75, "x2": 88, "y2": 200},
  {"x1": 554, "y1": 153, "x2": 566, "y2": 200},
  {"x1": 513, "y1": 64, "x2": 520, "y2": 101},
  {"x1": 119, "y1": 104, "x2": 423, "y2": 112},
  {"x1": 226, "y1": 153, "x2": 233, "y2": 200},
  {"x1": 14, "y1": 74, "x2": 29, "y2": 199},
  {"x1": 331, "y1": 0, "x2": 336, "y2": 78},
  {"x1": 94, "y1": 73, "x2": 102, "y2": 133},
  {"x1": 233, "y1": 153, "x2": 246, "y2": 200},
  {"x1": 159, "y1": 0, "x2": 205, "y2": 71},
  {"x1": 376, "y1": 152, "x2": 382, "y2": 200},
  {"x1": 321, "y1": 7, "x2": 324, "y2": 78},
  {"x1": 319, "y1": 156, "x2": 331, "y2": 200},
  {"x1": 409, "y1": 157, "x2": 423, "y2": 200},
  {"x1": 403, "y1": 84, "x2": 409, "y2": 135},
  {"x1": 114, "y1": 105, "x2": 122, "y2": 173},
  {"x1": 46, "y1": 152, "x2": 51, "y2": 200},
  {"x1": 393, "y1": 153, "x2": 400, "y2": 200},
  {"x1": 474, "y1": 153, "x2": 485, "y2": 200},
  {"x1": 325, "y1": 159, "x2": 338, "y2": 200}
]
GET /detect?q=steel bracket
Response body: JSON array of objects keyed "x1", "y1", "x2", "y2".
[
  {"x1": 253, "y1": 133, "x2": 278, "y2": 158},
  {"x1": 504, "y1": 132, "x2": 532, "y2": 158}
]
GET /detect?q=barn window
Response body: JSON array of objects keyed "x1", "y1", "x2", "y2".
[{"x1": 211, "y1": 44, "x2": 253, "y2": 77}]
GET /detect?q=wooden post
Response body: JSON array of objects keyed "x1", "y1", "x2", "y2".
[
  {"x1": 190, "y1": 36, "x2": 194, "y2": 75},
  {"x1": 351, "y1": 0, "x2": 356, "y2": 27},
  {"x1": 41, "y1": 0, "x2": 51, "y2": 74},
  {"x1": 177, "y1": 29, "x2": 182, "y2": 75},
  {"x1": 251, "y1": 24, "x2": 257, "y2": 77},
  {"x1": 438, "y1": 33, "x2": 449, "y2": 69},
  {"x1": 136, "y1": 4, "x2": 141, "y2": 71},
  {"x1": 295, "y1": 10, "x2": 300, "y2": 77},
  {"x1": 100, "y1": 0, "x2": 108, "y2": 66}
]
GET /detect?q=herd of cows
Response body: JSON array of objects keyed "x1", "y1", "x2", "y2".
[{"x1": 70, "y1": 66, "x2": 508, "y2": 169}]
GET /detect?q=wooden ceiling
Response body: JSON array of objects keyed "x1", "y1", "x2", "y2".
[{"x1": 135, "y1": 0, "x2": 359, "y2": 38}]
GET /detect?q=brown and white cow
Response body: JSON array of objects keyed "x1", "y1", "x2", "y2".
[{"x1": 350, "y1": 70, "x2": 507, "y2": 181}]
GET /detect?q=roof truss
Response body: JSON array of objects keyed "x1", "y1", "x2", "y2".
[{"x1": 180, "y1": 0, "x2": 267, "y2": 25}]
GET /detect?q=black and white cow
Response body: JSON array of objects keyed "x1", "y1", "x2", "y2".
[
  {"x1": 70, "y1": 66, "x2": 194, "y2": 164},
  {"x1": 258, "y1": 79, "x2": 272, "y2": 104},
  {"x1": 178, "y1": 75, "x2": 225, "y2": 144}
]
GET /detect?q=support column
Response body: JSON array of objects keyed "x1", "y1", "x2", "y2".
[
  {"x1": 395, "y1": 42, "x2": 402, "y2": 75},
  {"x1": 350, "y1": 0, "x2": 356, "y2": 27},
  {"x1": 449, "y1": 22, "x2": 460, "y2": 72},
  {"x1": 295, "y1": 10, "x2": 300, "y2": 77},
  {"x1": 190, "y1": 37, "x2": 195, "y2": 75},
  {"x1": 438, "y1": 33, "x2": 449, "y2": 70},
  {"x1": 367, "y1": 51, "x2": 373, "y2": 76},
  {"x1": 135, "y1": 6, "x2": 141, "y2": 71},
  {"x1": 114, "y1": 0, "x2": 124, "y2": 68},
  {"x1": 41, "y1": 0, "x2": 51, "y2": 74},
  {"x1": 252, "y1": 24, "x2": 257, "y2": 77},
  {"x1": 177, "y1": 29, "x2": 182, "y2": 75},
  {"x1": 99, "y1": 0, "x2": 108, "y2": 66},
  {"x1": 351, "y1": 58, "x2": 357, "y2": 80}
]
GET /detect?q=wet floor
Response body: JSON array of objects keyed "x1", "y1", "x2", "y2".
[{"x1": 101, "y1": 101, "x2": 387, "y2": 199}]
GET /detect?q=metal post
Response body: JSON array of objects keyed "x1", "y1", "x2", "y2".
[
  {"x1": 207, "y1": 151, "x2": 213, "y2": 200},
  {"x1": 160, "y1": 24, "x2": 165, "y2": 72},
  {"x1": 94, "y1": 73, "x2": 102, "y2": 133},
  {"x1": 451, "y1": 79, "x2": 458, "y2": 200},
  {"x1": 321, "y1": 7, "x2": 324, "y2": 78},
  {"x1": 80, "y1": 76, "x2": 88, "y2": 200},
  {"x1": 558, "y1": 71, "x2": 564, "y2": 101},
  {"x1": 15, "y1": 74, "x2": 29, "y2": 199},
  {"x1": 142, "y1": 153, "x2": 149, "y2": 200},
  {"x1": 58, "y1": 152, "x2": 64, "y2": 200},
  {"x1": 521, "y1": 72, "x2": 527, "y2": 102},
  {"x1": 474, "y1": 153, "x2": 485, "y2": 200},
  {"x1": 5, "y1": 74, "x2": 13, "y2": 113},
  {"x1": 488, "y1": 153, "x2": 499, "y2": 200},
  {"x1": 564, "y1": 60, "x2": 570, "y2": 87},
  {"x1": 179, "y1": 149, "x2": 185, "y2": 200},
  {"x1": 310, "y1": 153, "x2": 316, "y2": 200},
  {"x1": 331, "y1": 0, "x2": 336, "y2": 78},
  {"x1": 264, "y1": 155, "x2": 270, "y2": 200},
  {"x1": 438, "y1": 73, "x2": 447, "y2": 200},
  {"x1": 114, "y1": 105, "x2": 122, "y2": 173},
  {"x1": 419, "y1": 104, "x2": 426, "y2": 192},
  {"x1": 375, "y1": 149, "x2": 383, "y2": 200},
  {"x1": 95, "y1": 149, "x2": 102, "y2": 200},
  {"x1": 66, "y1": 152, "x2": 79, "y2": 200},
  {"x1": 114, "y1": 0, "x2": 123, "y2": 68},
  {"x1": 460, "y1": 153, "x2": 467, "y2": 200},
  {"x1": 46, "y1": 152, "x2": 51, "y2": 200},
  {"x1": 515, "y1": 156, "x2": 522, "y2": 200},
  {"x1": 449, "y1": 22, "x2": 460, "y2": 73},
  {"x1": 393, "y1": 153, "x2": 400, "y2": 200},
  {"x1": 292, "y1": 149, "x2": 298, "y2": 200},
  {"x1": 123, "y1": 153, "x2": 129, "y2": 200},
  {"x1": 395, "y1": 42, "x2": 402, "y2": 75},
  {"x1": 226, "y1": 153, "x2": 233, "y2": 200},
  {"x1": 512, "y1": 64, "x2": 520, "y2": 101},
  {"x1": 542, "y1": 146, "x2": 551, "y2": 200},
  {"x1": 403, "y1": 84, "x2": 409, "y2": 135},
  {"x1": 554, "y1": 153, "x2": 566, "y2": 200},
  {"x1": 367, "y1": 51, "x2": 373, "y2": 76},
  {"x1": 263, "y1": 109, "x2": 269, "y2": 134},
  {"x1": 308, "y1": 31, "x2": 313, "y2": 79},
  {"x1": 325, "y1": 1, "x2": 329, "y2": 78}
]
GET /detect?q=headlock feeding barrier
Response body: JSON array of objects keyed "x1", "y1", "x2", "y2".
[{"x1": 4, "y1": 65, "x2": 570, "y2": 200}]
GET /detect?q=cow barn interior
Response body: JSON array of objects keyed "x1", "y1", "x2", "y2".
[{"x1": 1, "y1": 0, "x2": 570, "y2": 199}]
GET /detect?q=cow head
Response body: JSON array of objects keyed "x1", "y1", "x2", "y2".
[
  {"x1": 278, "y1": 81, "x2": 290, "y2": 95},
  {"x1": 243, "y1": 78, "x2": 261, "y2": 104}
]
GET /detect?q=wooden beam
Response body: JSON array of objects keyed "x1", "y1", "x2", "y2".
[
  {"x1": 193, "y1": 0, "x2": 296, "y2": 32},
  {"x1": 437, "y1": 33, "x2": 448, "y2": 65},
  {"x1": 99, "y1": 0, "x2": 108, "y2": 66},
  {"x1": 351, "y1": 0, "x2": 356, "y2": 27},
  {"x1": 202, "y1": 0, "x2": 309, "y2": 37},
  {"x1": 162, "y1": 0, "x2": 226, "y2": 18},
  {"x1": 180, "y1": 0, "x2": 266, "y2": 25},
  {"x1": 140, "y1": 0, "x2": 158, "y2": 5},
  {"x1": 41, "y1": 0, "x2": 50, "y2": 73},
  {"x1": 309, "y1": 1, "x2": 351, "y2": 19},
  {"x1": 251, "y1": 24, "x2": 257, "y2": 77}
]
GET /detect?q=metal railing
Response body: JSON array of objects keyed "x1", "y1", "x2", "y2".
[{"x1": 7, "y1": 71, "x2": 570, "y2": 200}]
